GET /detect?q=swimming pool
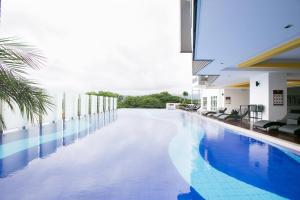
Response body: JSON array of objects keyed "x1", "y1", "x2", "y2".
[{"x1": 0, "y1": 109, "x2": 299, "y2": 199}]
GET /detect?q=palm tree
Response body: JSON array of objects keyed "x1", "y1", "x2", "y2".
[
  {"x1": 0, "y1": 38, "x2": 53, "y2": 132},
  {"x1": 182, "y1": 91, "x2": 188, "y2": 104}
]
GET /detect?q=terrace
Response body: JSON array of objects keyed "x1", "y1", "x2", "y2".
[{"x1": 0, "y1": 0, "x2": 299, "y2": 199}]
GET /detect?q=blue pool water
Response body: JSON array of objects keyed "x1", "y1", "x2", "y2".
[{"x1": 0, "y1": 109, "x2": 300, "y2": 200}]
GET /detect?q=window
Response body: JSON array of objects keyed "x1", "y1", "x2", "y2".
[
  {"x1": 203, "y1": 97, "x2": 207, "y2": 109},
  {"x1": 192, "y1": 77, "x2": 198, "y2": 84},
  {"x1": 211, "y1": 96, "x2": 217, "y2": 111}
]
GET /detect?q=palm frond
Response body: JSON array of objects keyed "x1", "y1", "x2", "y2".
[
  {"x1": 0, "y1": 38, "x2": 52, "y2": 130},
  {"x1": 0, "y1": 37, "x2": 45, "y2": 78},
  {"x1": 0, "y1": 74, "x2": 53, "y2": 122}
]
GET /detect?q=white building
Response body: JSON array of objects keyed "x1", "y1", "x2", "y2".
[{"x1": 181, "y1": 0, "x2": 300, "y2": 121}]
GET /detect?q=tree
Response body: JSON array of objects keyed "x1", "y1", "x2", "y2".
[
  {"x1": 118, "y1": 92, "x2": 183, "y2": 108},
  {"x1": 86, "y1": 91, "x2": 119, "y2": 98},
  {"x1": 183, "y1": 91, "x2": 189, "y2": 97},
  {"x1": 0, "y1": 38, "x2": 53, "y2": 131},
  {"x1": 182, "y1": 91, "x2": 189, "y2": 104}
]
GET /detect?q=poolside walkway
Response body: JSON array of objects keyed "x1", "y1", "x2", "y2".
[
  {"x1": 226, "y1": 119, "x2": 300, "y2": 144},
  {"x1": 196, "y1": 112, "x2": 300, "y2": 151}
]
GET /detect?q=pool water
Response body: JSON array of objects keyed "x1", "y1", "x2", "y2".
[
  {"x1": 0, "y1": 109, "x2": 299, "y2": 200},
  {"x1": 169, "y1": 112, "x2": 300, "y2": 199}
]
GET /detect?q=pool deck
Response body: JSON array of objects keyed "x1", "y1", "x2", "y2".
[{"x1": 194, "y1": 112, "x2": 300, "y2": 154}]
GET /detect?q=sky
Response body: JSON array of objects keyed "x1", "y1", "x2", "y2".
[{"x1": 0, "y1": 0, "x2": 192, "y2": 95}]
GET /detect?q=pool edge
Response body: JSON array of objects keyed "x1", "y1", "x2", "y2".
[{"x1": 190, "y1": 111, "x2": 300, "y2": 154}]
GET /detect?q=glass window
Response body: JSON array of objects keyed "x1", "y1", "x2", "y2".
[
  {"x1": 211, "y1": 96, "x2": 217, "y2": 111},
  {"x1": 203, "y1": 97, "x2": 207, "y2": 109}
]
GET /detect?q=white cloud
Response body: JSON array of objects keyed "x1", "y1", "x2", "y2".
[{"x1": 1, "y1": 0, "x2": 192, "y2": 95}]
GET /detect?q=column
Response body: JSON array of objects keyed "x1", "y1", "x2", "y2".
[{"x1": 250, "y1": 72, "x2": 287, "y2": 121}]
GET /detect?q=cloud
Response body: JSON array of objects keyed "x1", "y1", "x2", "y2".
[{"x1": 1, "y1": 0, "x2": 191, "y2": 95}]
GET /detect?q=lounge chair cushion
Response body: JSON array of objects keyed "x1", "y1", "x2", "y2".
[
  {"x1": 212, "y1": 113, "x2": 224, "y2": 118},
  {"x1": 202, "y1": 111, "x2": 215, "y2": 116},
  {"x1": 286, "y1": 113, "x2": 300, "y2": 119},
  {"x1": 287, "y1": 118, "x2": 298, "y2": 125},
  {"x1": 278, "y1": 125, "x2": 300, "y2": 135},
  {"x1": 253, "y1": 120, "x2": 285, "y2": 129},
  {"x1": 218, "y1": 114, "x2": 229, "y2": 120}
]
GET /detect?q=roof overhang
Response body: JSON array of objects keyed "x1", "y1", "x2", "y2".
[
  {"x1": 192, "y1": 59, "x2": 213, "y2": 75},
  {"x1": 180, "y1": 0, "x2": 192, "y2": 53},
  {"x1": 190, "y1": 0, "x2": 300, "y2": 87}
]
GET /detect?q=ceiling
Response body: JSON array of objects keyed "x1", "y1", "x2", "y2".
[
  {"x1": 272, "y1": 47, "x2": 300, "y2": 60},
  {"x1": 192, "y1": 0, "x2": 300, "y2": 87}
]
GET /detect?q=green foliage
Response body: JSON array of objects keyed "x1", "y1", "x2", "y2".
[
  {"x1": 118, "y1": 91, "x2": 183, "y2": 109},
  {"x1": 0, "y1": 38, "x2": 53, "y2": 131},
  {"x1": 86, "y1": 91, "x2": 119, "y2": 98},
  {"x1": 183, "y1": 91, "x2": 188, "y2": 97},
  {"x1": 98, "y1": 91, "x2": 119, "y2": 98},
  {"x1": 86, "y1": 90, "x2": 184, "y2": 109},
  {"x1": 182, "y1": 91, "x2": 189, "y2": 104}
]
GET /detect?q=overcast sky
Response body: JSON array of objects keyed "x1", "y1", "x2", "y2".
[{"x1": 1, "y1": 0, "x2": 192, "y2": 95}]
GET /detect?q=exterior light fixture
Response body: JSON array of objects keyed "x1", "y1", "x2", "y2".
[
  {"x1": 284, "y1": 24, "x2": 293, "y2": 29},
  {"x1": 256, "y1": 81, "x2": 260, "y2": 87}
]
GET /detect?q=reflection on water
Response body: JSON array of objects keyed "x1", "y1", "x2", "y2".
[
  {"x1": 199, "y1": 126, "x2": 300, "y2": 199},
  {"x1": 177, "y1": 187, "x2": 204, "y2": 200},
  {"x1": 173, "y1": 112, "x2": 300, "y2": 199},
  {"x1": 0, "y1": 111, "x2": 117, "y2": 178}
]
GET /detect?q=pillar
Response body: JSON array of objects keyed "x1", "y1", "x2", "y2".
[{"x1": 250, "y1": 72, "x2": 287, "y2": 121}]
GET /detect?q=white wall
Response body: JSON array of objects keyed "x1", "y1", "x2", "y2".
[
  {"x1": 268, "y1": 73, "x2": 287, "y2": 121},
  {"x1": 1, "y1": 92, "x2": 115, "y2": 132},
  {"x1": 91, "y1": 96, "x2": 97, "y2": 114},
  {"x1": 81, "y1": 95, "x2": 89, "y2": 116},
  {"x1": 1, "y1": 103, "x2": 28, "y2": 131},
  {"x1": 1, "y1": 94, "x2": 116, "y2": 132},
  {"x1": 200, "y1": 89, "x2": 223, "y2": 111},
  {"x1": 110, "y1": 97, "x2": 114, "y2": 111},
  {"x1": 114, "y1": 98, "x2": 118, "y2": 110},
  {"x1": 99, "y1": 96, "x2": 104, "y2": 113},
  {"x1": 223, "y1": 89, "x2": 249, "y2": 112},
  {"x1": 199, "y1": 88, "x2": 249, "y2": 112},
  {"x1": 105, "y1": 97, "x2": 109, "y2": 112},
  {"x1": 42, "y1": 92, "x2": 59, "y2": 123},
  {"x1": 55, "y1": 93, "x2": 64, "y2": 121},
  {"x1": 65, "y1": 93, "x2": 77, "y2": 120},
  {"x1": 250, "y1": 72, "x2": 287, "y2": 121}
]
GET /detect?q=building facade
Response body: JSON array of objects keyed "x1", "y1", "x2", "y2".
[{"x1": 181, "y1": 0, "x2": 300, "y2": 120}]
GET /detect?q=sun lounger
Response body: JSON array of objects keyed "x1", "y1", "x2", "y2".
[
  {"x1": 278, "y1": 125, "x2": 300, "y2": 135},
  {"x1": 182, "y1": 104, "x2": 192, "y2": 111},
  {"x1": 211, "y1": 112, "x2": 226, "y2": 118},
  {"x1": 218, "y1": 110, "x2": 249, "y2": 121},
  {"x1": 188, "y1": 105, "x2": 201, "y2": 111},
  {"x1": 278, "y1": 118, "x2": 300, "y2": 135},
  {"x1": 183, "y1": 104, "x2": 200, "y2": 111},
  {"x1": 253, "y1": 120, "x2": 285, "y2": 129},
  {"x1": 253, "y1": 113, "x2": 300, "y2": 129},
  {"x1": 202, "y1": 108, "x2": 227, "y2": 116},
  {"x1": 201, "y1": 111, "x2": 216, "y2": 116}
]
